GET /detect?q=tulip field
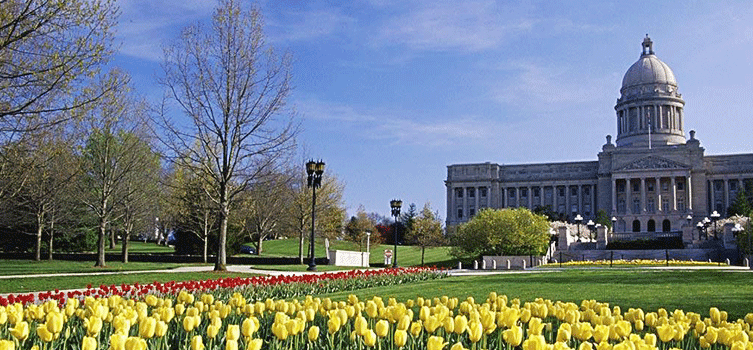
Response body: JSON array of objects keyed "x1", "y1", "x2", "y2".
[{"x1": 1, "y1": 267, "x2": 753, "y2": 350}]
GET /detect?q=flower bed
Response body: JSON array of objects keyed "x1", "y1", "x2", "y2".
[
  {"x1": 543, "y1": 259, "x2": 729, "y2": 267},
  {"x1": 0, "y1": 268, "x2": 750, "y2": 350}
]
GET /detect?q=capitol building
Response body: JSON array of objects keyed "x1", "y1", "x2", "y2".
[{"x1": 445, "y1": 36, "x2": 753, "y2": 239}]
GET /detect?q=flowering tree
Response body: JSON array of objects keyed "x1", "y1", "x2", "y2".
[{"x1": 451, "y1": 207, "x2": 550, "y2": 259}]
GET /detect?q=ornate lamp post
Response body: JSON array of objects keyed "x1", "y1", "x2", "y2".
[
  {"x1": 686, "y1": 214, "x2": 693, "y2": 239},
  {"x1": 697, "y1": 222, "x2": 705, "y2": 240},
  {"x1": 587, "y1": 220, "x2": 595, "y2": 240},
  {"x1": 390, "y1": 199, "x2": 402, "y2": 268},
  {"x1": 611, "y1": 217, "x2": 617, "y2": 234},
  {"x1": 574, "y1": 214, "x2": 583, "y2": 238},
  {"x1": 306, "y1": 160, "x2": 325, "y2": 271},
  {"x1": 710, "y1": 211, "x2": 721, "y2": 239},
  {"x1": 703, "y1": 217, "x2": 711, "y2": 240}
]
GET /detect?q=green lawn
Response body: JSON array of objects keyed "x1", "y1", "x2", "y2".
[
  {"x1": 249, "y1": 238, "x2": 455, "y2": 266},
  {"x1": 317, "y1": 269, "x2": 753, "y2": 320},
  {"x1": 0, "y1": 259, "x2": 193, "y2": 275},
  {"x1": 0, "y1": 271, "x2": 253, "y2": 294},
  {"x1": 105, "y1": 241, "x2": 174, "y2": 253}
]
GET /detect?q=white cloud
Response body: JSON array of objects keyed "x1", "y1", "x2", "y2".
[
  {"x1": 489, "y1": 61, "x2": 613, "y2": 110},
  {"x1": 375, "y1": 1, "x2": 531, "y2": 53},
  {"x1": 296, "y1": 97, "x2": 496, "y2": 147}
]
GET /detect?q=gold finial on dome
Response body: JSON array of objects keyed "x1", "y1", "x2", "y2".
[{"x1": 642, "y1": 34, "x2": 654, "y2": 56}]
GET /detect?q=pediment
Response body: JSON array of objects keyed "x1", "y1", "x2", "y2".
[{"x1": 617, "y1": 156, "x2": 689, "y2": 171}]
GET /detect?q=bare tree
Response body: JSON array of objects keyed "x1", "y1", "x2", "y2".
[
  {"x1": 159, "y1": 0, "x2": 298, "y2": 271},
  {"x1": 165, "y1": 165, "x2": 218, "y2": 263},
  {"x1": 80, "y1": 70, "x2": 152, "y2": 267},
  {"x1": 235, "y1": 170, "x2": 294, "y2": 255},
  {"x1": 0, "y1": 0, "x2": 118, "y2": 130}
]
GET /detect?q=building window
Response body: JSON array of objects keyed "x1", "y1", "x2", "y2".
[
  {"x1": 714, "y1": 181, "x2": 722, "y2": 191},
  {"x1": 647, "y1": 182, "x2": 654, "y2": 192},
  {"x1": 632, "y1": 182, "x2": 640, "y2": 193},
  {"x1": 571, "y1": 187, "x2": 578, "y2": 196},
  {"x1": 677, "y1": 181, "x2": 684, "y2": 191},
  {"x1": 457, "y1": 207, "x2": 463, "y2": 219},
  {"x1": 730, "y1": 181, "x2": 737, "y2": 191},
  {"x1": 559, "y1": 187, "x2": 565, "y2": 197},
  {"x1": 469, "y1": 207, "x2": 475, "y2": 217},
  {"x1": 633, "y1": 199, "x2": 641, "y2": 214},
  {"x1": 632, "y1": 220, "x2": 641, "y2": 233},
  {"x1": 647, "y1": 199, "x2": 655, "y2": 213},
  {"x1": 521, "y1": 188, "x2": 528, "y2": 198},
  {"x1": 456, "y1": 188, "x2": 463, "y2": 198},
  {"x1": 571, "y1": 204, "x2": 577, "y2": 215},
  {"x1": 662, "y1": 219, "x2": 671, "y2": 232},
  {"x1": 618, "y1": 199, "x2": 626, "y2": 213},
  {"x1": 677, "y1": 197, "x2": 685, "y2": 211},
  {"x1": 558, "y1": 205, "x2": 565, "y2": 213},
  {"x1": 584, "y1": 204, "x2": 591, "y2": 216},
  {"x1": 662, "y1": 181, "x2": 669, "y2": 192},
  {"x1": 534, "y1": 187, "x2": 540, "y2": 197},
  {"x1": 480, "y1": 187, "x2": 488, "y2": 197},
  {"x1": 616, "y1": 182, "x2": 625, "y2": 193},
  {"x1": 468, "y1": 188, "x2": 475, "y2": 198},
  {"x1": 662, "y1": 199, "x2": 669, "y2": 212},
  {"x1": 509, "y1": 189, "x2": 515, "y2": 198},
  {"x1": 583, "y1": 186, "x2": 590, "y2": 196},
  {"x1": 647, "y1": 220, "x2": 656, "y2": 232}
]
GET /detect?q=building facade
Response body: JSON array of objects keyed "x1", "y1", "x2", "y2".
[{"x1": 445, "y1": 36, "x2": 753, "y2": 237}]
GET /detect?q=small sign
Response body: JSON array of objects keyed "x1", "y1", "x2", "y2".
[{"x1": 384, "y1": 249, "x2": 393, "y2": 258}]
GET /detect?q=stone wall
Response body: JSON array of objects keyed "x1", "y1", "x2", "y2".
[{"x1": 328, "y1": 250, "x2": 370, "y2": 267}]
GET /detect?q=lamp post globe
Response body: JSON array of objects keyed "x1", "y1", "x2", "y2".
[
  {"x1": 586, "y1": 220, "x2": 595, "y2": 240},
  {"x1": 710, "y1": 211, "x2": 721, "y2": 239},
  {"x1": 390, "y1": 199, "x2": 402, "y2": 268},
  {"x1": 611, "y1": 217, "x2": 617, "y2": 233},
  {"x1": 574, "y1": 214, "x2": 583, "y2": 238},
  {"x1": 306, "y1": 160, "x2": 325, "y2": 271}
]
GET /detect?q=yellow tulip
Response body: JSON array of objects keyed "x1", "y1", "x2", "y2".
[
  {"x1": 207, "y1": 324, "x2": 220, "y2": 339},
  {"x1": 375, "y1": 320, "x2": 389, "y2": 338},
  {"x1": 557, "y1": 323, "x2": 572, "y2": 342},
  {"x1": 553, "y1": 341, "x2": 571, "y2": 350},
  {"x1": 247, "y1": 339, "x2": 263, "y2": 350},
  {"x1": 427, "y1": 336, "x2": 447, "y2": 350},
  {"x1": 529, "y1": 317, "x2": 544, "y2": 335},
  {"x1": 36, "y1": 325, "x2": 54, "y2": 342},
  {"x1": 242, "y1": 317, "x2": 260, "y2": 337},
  {"x1": 523, "y1": 335, "x2": 547, "y2": 350},
  {"x1": 225, "y1": 324, "x2": 240, "y2": 341},
  {"x1": 363, "y1": 329, "x2": 377, "y2": 347},
  {"x1": 644, "y1": 333, "x2": 657, "y2": 347},
  {"x1": 82, "y1": 336, "x2": 97, "y2": 350},
  {"x1": 45, "y1": 311, "x2": 64, "y2": 334},
  {"x1": 596, "y1": 341, "x2": 613, "y2": 350},
  {"x1": 593, "y1": 325, "x2": 609, "y2": 344},
  {"x1": 425, "y1": 315, "x2": 441, "y2": 333},
  {"x1": 225, "y1": 340, "x2": 238, "y2": 350},
  {"x1": 451, "y1": 342, "x2": 468, "y2": 350},
  {"x1": 397, "y1": 314, "x2": 411, "y2": 331},
  {"x1": 110, "y1": 333, "x2": 127, "y2": 350},
  {"x1": 700, "y1": 336, "x2": 712, "y2": 348},
  {"x1": 657, "y1": 324, "x2": 676, "y2": 343},
  {"x1": 394, "y1": 329, "x2": 408, "y2": 347},
  {"x1": 308, "y1": 325, "x2": 320, "y2": 342},
  {"x1": 705, "y1": 327, "x2": 719, "y2": 344},
  {"x1": 503, "y1": 325, "x2": 523, "y2": 346},
  {"x1": 579, "y1": 342, "x2": 593, "y2": 350},
  {"x1": 139, "y1": 317, "x2": 156, "y2": 338},
  {"x1": 190, "y1": 335, "x2": 204, "y2": 350},
  {"x1": 328, "y1": 315, "x2": 342, "y2": 334},
  {"x1": 272, "y1": 322, "x2": 289, "y2": 340},
  {"x1": 410, "y1": 321, "x2": 423, "y2": 337},
  {"x1": 154, "y1": 320, "x2": 167, "y2": 337},
  {"x1": 443, "y1": 315, "x2": 455, "y2": 333},
  {"x1": 183, "y1": 316, "x2": 196, "y2": 332},
  {"x1": 468, "y1": 320, "x2": 483, "y2": 343},
  {"x1": 0, "y1": 340, "x2": 13, "y2": 350},
  {"x1": 710, "y1": 308, "x2": 721, "y2": 325},
  {"x1": 355, "y1": 316, "x2": 369, "y2": 336}
]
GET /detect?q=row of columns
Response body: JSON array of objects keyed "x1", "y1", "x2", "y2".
[
  {"x1": 709, "y1": 178, "x2": 749, "y2": 214},
  {"x1": 452, "y1": 186, "x2": 490, "y2": 219},
  {"x1": 618, "y1": 104, "x2": 682, "y2": 135},
  {"x1": 500, "y1": 183, "x2": 596, "y2": 218},
  {"x1": 611, "y1": 175, "x2": 691, "y2": 215}
]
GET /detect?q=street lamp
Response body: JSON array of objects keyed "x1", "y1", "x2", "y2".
[
  {"x1": 306, "y1": 160, "x2": 325, "y2": 271},
  {"x1": 574, "y1": 214, "x2": 583, "y2": 238},
  {"x1": 703, "y1": 217, "x2": 711, "y2": 240},
  {"x1": 686, "y1": 214, "x2": 693, "y2": 239},
  {"x1": 611, "y1": 217, "x2": 617, "y2": 234},
  {"x1": 697, "y1": 222, "x2": 705, "y2": 240},
  {"x1": 390, "y1": 199, "x2": 402, "y2": 268},
  {"x1": 587, "y1": 220, "x2": 595, "y2": 240},
  {"x1": 710, "y1": 211, "x2": 721, "y2": 240}
]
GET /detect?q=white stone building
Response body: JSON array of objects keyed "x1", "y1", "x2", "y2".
[{"x1": 445, "y1": 36, "x2": 753, "y2": 240}]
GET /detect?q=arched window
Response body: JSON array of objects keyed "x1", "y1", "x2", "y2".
[
  {"x1": 632, "y1": 220, "x2": 641, "y2": 233},
  {"x1": 662, "y1": 219, "x2": 671, "y2": 232},
  {"x1": 647, "y1": 220, "x2": 656, "y2": 232}
]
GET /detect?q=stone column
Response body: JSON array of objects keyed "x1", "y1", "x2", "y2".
[
  {"x1": 515, "y1": 187, "x2": 520, "y2": 208},
  {"x1": 671, "y1": 177, "x2": 677, "y2": 211},
  {"x1": 528, "y1": 186, "x2": 533, "y2": 209},
  {"x1": 612, "y1": 179, "x2": 617, "y2": 213},
  {"x1": 502, "y1": 186, "x2": 507, "y2": 208},
  {"x1": 641, "y1": 178, "x2": 646, "y2": 213},
  {"x1": 565, "y1": 185, "x2": 571, "y2": 217},
  {"x1": 554, "y1": 186, "x2": 559, "y2": 213},
  {"x1": 540, "y1": 186, "x2": 545, "y2": 207},
  {"x1": 710, "y1": 180, "x2": 716, "y2": 213},
  {"x1": 475, "y1": 187, "x2": 480, "y2": 213},
  {"x1": 577, "y1": 184, "x2": 582, "y2": 215},
  {"x1": 724, "y1": 179, "x2": 730, "y2": 214},
  {"x1": 463, "y1": 187, "x2": 468, "y2": 218},
  {"x1": 627, "y1": 179, "x2": 633, "y2": 214},
  {"x1": 654, "y1": 177, "x2": 662, "y2": 213},
  {"x1": 687, "y1": 175, "x2": 693, "y2": 211}
]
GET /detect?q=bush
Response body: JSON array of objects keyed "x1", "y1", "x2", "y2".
[
  {"x1": 54, "y1": 228, "x2": 98, "y2": 252},
  {"x1": 450, "y1": 207, "x2": 551, "y2": 259}
]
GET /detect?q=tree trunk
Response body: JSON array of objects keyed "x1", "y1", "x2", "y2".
[
  {"x1": 421, "y1": 246, "x2": 426, "y2": 266},
  {"x1": 298, "y1": 228, "x2": 305, "y2": 264},
  {"x1": 203, "y1": 209, "x2": 209, "y2": 264},
  {"x1": 121, "y1": 229, "x2": 130, "y2": 263},
  {"x1": 96, "y1": 218, "x2": 107, "y2": 267},
  {"x1": 47, "y1": 214, "x2": 55, "y2": 261},
  {"x1": 257, "y1": 234, "x2": 263, "y2": 255},
  {"x1": 35, "y1": 213, "x2": 43, "y2": 261},
  {"x1": 109, "y1": 226, "x2": 116, "y2": 249},
  {"x1": 214, "y1": 200, "x2": 228, "y2": 271}
]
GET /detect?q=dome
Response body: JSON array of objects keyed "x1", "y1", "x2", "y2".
[{"x1": 620, "y1": 35, "x2": 677, "y2": 91}]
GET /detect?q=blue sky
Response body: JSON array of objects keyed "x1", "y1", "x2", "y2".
[{"x1": 113, "y1": 0, "x2": 753, "y2": 220}]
